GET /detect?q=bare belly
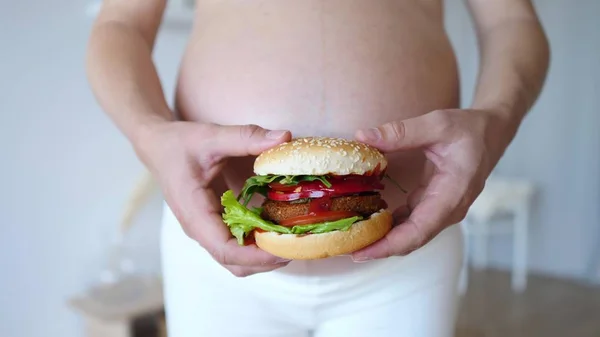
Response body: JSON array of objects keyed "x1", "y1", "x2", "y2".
[{"x1": 175, "y1": 0, "x2": 459, "y2": 206}]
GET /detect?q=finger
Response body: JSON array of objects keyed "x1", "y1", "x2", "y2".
[
  {"x1": 175, "y1": 178, "x2": 284, "y2": 266},
  {"x1": 352, "y1": 172, "x2": 465, "y2": 260},
  {"x1": 206, "y1": 124, "x2": 292, "y2": 157},
  {"x1": 212, "y1": 236, "x2": 292, "y2": 266},
  {"x1": 407, "y1": 185, "x2": 426, "y2": 211},
  {"x1": 406, "y1": 160, "x2": 434, "y2": 210},
  {"x1": 190, "y1": 202, "x2": 288, "y2": 267},
  {"x1": 391, "y1": 205, "x2": 411, "y2": 226},
  {"x1": 355, "y1": 111, "x2": 449, "y2": 152},
  {"x1": 224, "y1": 261, "x2": 290, "y2": 278}
]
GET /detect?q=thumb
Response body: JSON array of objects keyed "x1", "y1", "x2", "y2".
[
  {"x1": 209, "y1": 124, "x2": 291, "y2": 157},
  {"x1": 355, "y1": 114, "x2": 441, "y2": 152}
]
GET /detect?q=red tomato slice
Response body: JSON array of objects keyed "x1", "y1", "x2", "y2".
[
  {"x1": 267, "y1": 182, "x2": 300, "y2": 192},
  {"x1": 279, "y1": 211, "x2": 360, "y2": 227}
]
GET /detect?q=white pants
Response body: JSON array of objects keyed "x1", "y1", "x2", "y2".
[{"x1": 160, "y1": 203, "x2": 464, "y2": 337}]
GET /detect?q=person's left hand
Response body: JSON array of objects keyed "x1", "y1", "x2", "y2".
[{"x1": 351, "y1": 108, "x2": 517, "y2": 261}]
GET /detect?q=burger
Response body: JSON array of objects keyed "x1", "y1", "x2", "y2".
[{"x1": 220, "y1": 136, "x2": 395, "y2": 260}]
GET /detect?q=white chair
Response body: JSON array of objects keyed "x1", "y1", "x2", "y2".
[{"x1": 459, "y1": 176, "x2": 536, "y2": 294}]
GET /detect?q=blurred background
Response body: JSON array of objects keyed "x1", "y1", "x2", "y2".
[{"x1": 1, "y1": 0, "x2": 599, "y2": 336}]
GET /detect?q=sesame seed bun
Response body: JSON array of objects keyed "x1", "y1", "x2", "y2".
[
  {"x1": 254, "y1": 137, "x2": 388, "y2": 176},
  {"x1": 254, "y1": 209, "x2": 393, "y2": 260},
  {"x1": 251, "y1": 137, "x2": 392, "y2": 260}
]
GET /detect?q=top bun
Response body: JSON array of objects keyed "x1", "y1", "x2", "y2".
[{"x1": 254, "y1": 137, "x2": 387, "y2": 176}]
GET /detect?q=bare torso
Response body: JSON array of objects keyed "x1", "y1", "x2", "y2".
[{"x1": 175, "y1": 0, "x2": 459, "y2": 207}]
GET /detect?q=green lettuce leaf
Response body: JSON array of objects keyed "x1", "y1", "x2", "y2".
[
  {"x1": 277, "y1": 175, "x2": 332, "y2": 187},
  {"x1": 221, "y1": 190, "x2": 362, "y2": 245},
  {"x1": 222, "y1": 190, "x2": 292, "y2": 244},
  {"x1": 288, "y1": 216, "x2": 360, "y2": 234},
  {"x1": 237, "y1": 175, "x2": 282, "y2": 206},
  {"x1": 237, "y1": 174, "x2": 332, "y2": 206}
]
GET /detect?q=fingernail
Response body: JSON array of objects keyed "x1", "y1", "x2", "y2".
[
  {"x1": 358, "y1": 128, "x2": 381, "y2": 142},
  {"x1": 351, "y1": 256, "x2": 373, "y2": 263},
  {"x1": 266, "y1": 130, "x2": 287, "y2": 139},
  {"x1": 274, "y1": 258, "x2": 292, "y2": 264}
]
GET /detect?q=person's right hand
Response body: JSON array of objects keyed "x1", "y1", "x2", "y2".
[{"x1": 135, "y1": 120, "x2": 292, "y2": 277}]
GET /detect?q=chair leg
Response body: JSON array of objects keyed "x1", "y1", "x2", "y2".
[
  {"x1": 472, "y1": 220, "x2": 489, "y2": 270},
  {"x1": 458, "y1": 222, "x2": 469, "y2": 295},
  {"x1": 512, "y1": 203, "x2": 529, "y2": 292}
]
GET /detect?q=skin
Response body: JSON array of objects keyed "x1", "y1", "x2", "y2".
[{"x1": 86, "y1": 0, "x2": 549, "y2": 276}]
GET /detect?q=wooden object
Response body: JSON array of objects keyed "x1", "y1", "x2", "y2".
[{"x1": 68, "y1": 275, "x2": 165, "y2": 337}]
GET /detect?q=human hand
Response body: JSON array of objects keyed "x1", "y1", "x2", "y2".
[
  {"x1": 351, "y1": 109, "x2": 516, "y2": 260},
  {"x1": 135, "y1": 120, "x2": 292, "y2": 276}
]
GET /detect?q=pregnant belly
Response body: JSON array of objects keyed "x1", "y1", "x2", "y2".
[{"x1": 174, "y1": 0, "x2": 460, "y2": 203}]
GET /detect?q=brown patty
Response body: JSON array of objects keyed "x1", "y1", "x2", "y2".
[{"x1": 261, "y1": 194, "x2": 385, "y2": 223}]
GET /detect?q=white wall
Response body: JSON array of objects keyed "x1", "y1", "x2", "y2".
[
  {"x1": 445, "y1": 0, "x2": 600, "y2": 279},
  {"x1": 0, "y1": 1, "x2": 188, "y2": 336},
  {"x1": 1, "y1": 1, "x2": 598, "y2": 337}
]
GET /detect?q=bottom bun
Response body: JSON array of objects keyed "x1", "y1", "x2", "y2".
[{"x1": 254, "y1": 209, "x2": 393, "y2": 260}]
